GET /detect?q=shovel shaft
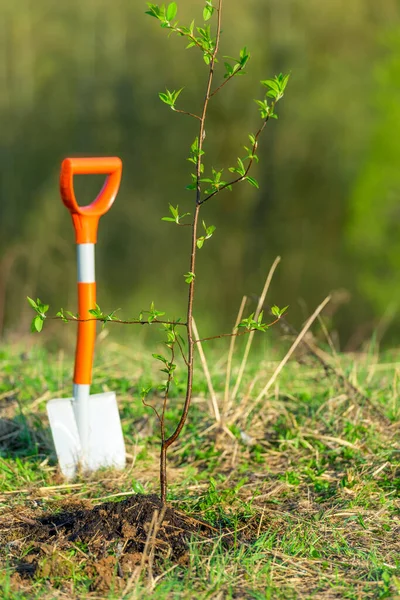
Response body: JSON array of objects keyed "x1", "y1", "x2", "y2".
[
  {"x1": 75, "y1": 243, "x2": 96, "y2": 385},
  {"x1": 74, "y1": 281, "x2": 96, "y2": 384}
]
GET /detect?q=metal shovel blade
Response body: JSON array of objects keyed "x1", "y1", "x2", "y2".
[{"x1": 47, "y1": 392, "x2": 125, "y2": 479}]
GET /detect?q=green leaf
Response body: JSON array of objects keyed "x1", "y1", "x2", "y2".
[
  {"x1": 239, "y1": 46, "x2": 250, "y2": 67},
  {"x1": 162, "y1": 203, "x2": 190, "y2": 223},
  {"x1": 27, "y1": 296, "x2": 38, "y2": 310},
  {"x1": 203, "y1": 1, "x2": 214, "y2": 21},
  {"x1": 31, "y1": 315, "x2": 43, "y2": 333},
  {"x1": 261, "y1": 78, "x2": 280, "y2": 93},
  {"x1": 88, "y1": 303, "x2": 103, "y2": 318},
  {"x1": 196, "y1": 237, "x2": 205, "y2": 249},
  {"x1": 166, "y1": 2, "x2": 177, "y2": 21},
  {"x1": 246, "y1": 176, "x2": 259, "y2": 189},
  {"x1": 159, "y1": 92, "x2": 170, "y2": 105},
  {"x1": 66, "y1": 311, "x2": 78, "y2": 319},
  {"x1": 271, "y1": 304, "x2": 288, "y2": 318},
  {"x1": 56, "y1": 309, "x2": 68, "y2": 323},
  {"x1": 145, "y1": 3, "x2": 162, "y2": 19},
  {"x1": 184, "y1": 271, "x2": 196, "y2": 284},
  {"x1": 132, "y1": 480, "x2": 146, "y2": 494},
  {"x1": 169, "y1": 204, "x2": 178, "y2": 219},
  {"x1": 152, "y1": 353, "x2": 169, "y2": 364},
  {"x1": 171, "y1": 87, "x2": 183, "y2": 105},
  {"x1": 159, "y1": 88, "x2": 183, "y2": 108}
]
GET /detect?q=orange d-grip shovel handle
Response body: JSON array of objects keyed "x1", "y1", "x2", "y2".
[
  {"x1": 60, "y1": 157, "x2": 122, "y2": 244},
  {"x1": 60, "y1": 157, "x2": 122, "y2": 386}
]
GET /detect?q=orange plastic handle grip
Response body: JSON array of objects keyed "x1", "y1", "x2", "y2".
[{"x1": 60, "y1": 157, "x2": 122, "y2": 244}]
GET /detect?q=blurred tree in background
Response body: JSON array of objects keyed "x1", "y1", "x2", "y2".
[{"x1": 0, "y1": 0, "x2": 399, "y2": 347}]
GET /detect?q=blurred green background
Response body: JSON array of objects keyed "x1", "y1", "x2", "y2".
[{"x1": 1, "y1": 0, "x2": 400, "y2": 348}]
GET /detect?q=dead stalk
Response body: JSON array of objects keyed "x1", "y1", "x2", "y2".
[
  {"x1": 223, "y1": 295, "x2": 247, "y2": 418},
  {"x1": 192, "y1": 318, "x2": 221, "y2": 422},
  {"x1": 232, "y1": 256, "x2": 281, "y2": 401}
]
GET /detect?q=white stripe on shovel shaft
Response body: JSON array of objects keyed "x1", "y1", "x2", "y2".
[
  {"x1": 77, "y1": 243, "x2": 95, "y2": 283},
  {"x1": 73, "y1": 383, "x2": 91, "y2": 466}
]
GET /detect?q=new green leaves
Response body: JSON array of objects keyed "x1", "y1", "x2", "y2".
[
  {"x1": 145, "y1": 301, "x2": 166, "y2": 323},
  {"x1": 239, "y1": 311, "x2": 269, "y2": 332},
  {"x1": 223, "y1": 47, "x2": 250, "y2": 79},
  {"x1": 255, "y1": 72, "x2": 290, "y2": 120},
  {"x1": 200, "y1": 167, "x2": 231, "y2": 195},
  {"x1": 261, "y1": 72, "x2": 290, "y2": 100},
  {"x1": 56, "y1": 308, "x2": 78, "y2": 322},
  {"x1": 197, "y1": 220, "x2": 216, "y2": 248},
  {"x1": 189, "y1": 136, "x2": 204, "y2": 161},
  {"x1": 203, "y1": 0, "x2": 214, "y2": 21},
  {"x1": 137, "y1": 301, "x2": 166, "y2": 323},
  {"x1": 186, "y1": 137, "x2": 205, "y2": 191},
  {"x1": 243, "y1": 133, "x2": 259, "y2": 164},
  {"x1": 229, "y1": 157, "x2": 246, "y2": 177},
  {"x1": 162, "y1": 203, "x2": 190, "y2": 224},
  {"x1": 238, "y1": 305, "x2": 289, "y2": 332},
  {"x1": 88, "y1": 303, "x2": 120, "y2": 327},
  {"x1": 166, "y1": 1, "x2": 177, "y2": 20},
  {"x1": 228, "y1": 158, "x2": 258, "y2": 188},
  {"x1": 194, "y1": 26, "x2": 214, "y2": 63},
  {"x1": 146, "y1": 2, "x2": 177, "y2": 25},
  {"x1": 145, "y1": 2, "x2": 215, "y2": 64},
  {"x1": 158, "y1": 88, "x2": 183, "y2": 110},
  {"x1": 27, "y1": 297, "x2": 49, "y2": 333},
  {"x1": 271, "y1": 304, "x2": 288, "y2": 318},
  {"x1": 152, "y1": 352, "x2": 176, "y2": 375},
  {"x1": 184, "y1": 272, "x2": 195, "y2": 284},
  {"x1": 246, "y1": 176, "x2": 259, "y2": 189},
  {"x1": 152, "y1": 324, "x2": 180, "y2": 394}
]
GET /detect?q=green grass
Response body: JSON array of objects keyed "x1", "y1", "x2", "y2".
[{"x1": 0, "y1": 337, "x2": 399, "y2": 599}]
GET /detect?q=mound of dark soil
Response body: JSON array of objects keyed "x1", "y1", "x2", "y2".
[{"x1": 1, "y1": 494, "x2": 218, "y2": 592}]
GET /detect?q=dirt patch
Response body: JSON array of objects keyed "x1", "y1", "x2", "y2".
[{"x1": 1, "y1": 494, "x2": 218, "y2": 592}]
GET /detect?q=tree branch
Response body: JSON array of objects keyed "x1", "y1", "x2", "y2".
[
  {"x1": 193, "y1": 317, "x2": 281, "y2": 343},
  {"x1": 209, "y1": 65, "x2": 244, "y2": 98},
  {"x1": 198, "y1": 100, "x2": 277, "y2": 205},
  {"x1": 142, "y1": 399, "x2": 162, "y2": 425},
  {"x1": 175, "y1": 333, "x2": 189, "y2": 367},
  {"x1": 173, "y1": 108, "x2": 202, "y2": 121},
  {"x1": 48, "y1": 316, "x2": 187, "y2": 327}
]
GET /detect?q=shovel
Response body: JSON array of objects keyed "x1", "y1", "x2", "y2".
[{"x1": 47, "y1": 156, "x2": 126, "y2": 479}]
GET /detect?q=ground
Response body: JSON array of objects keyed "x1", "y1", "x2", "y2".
[{"x1": 0, "y1": 331, "x2": 399, "y2": 599}]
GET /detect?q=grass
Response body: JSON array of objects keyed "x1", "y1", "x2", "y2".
[{"x1": 0, "y1": 331, "x2": 399, "y2": 599}]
